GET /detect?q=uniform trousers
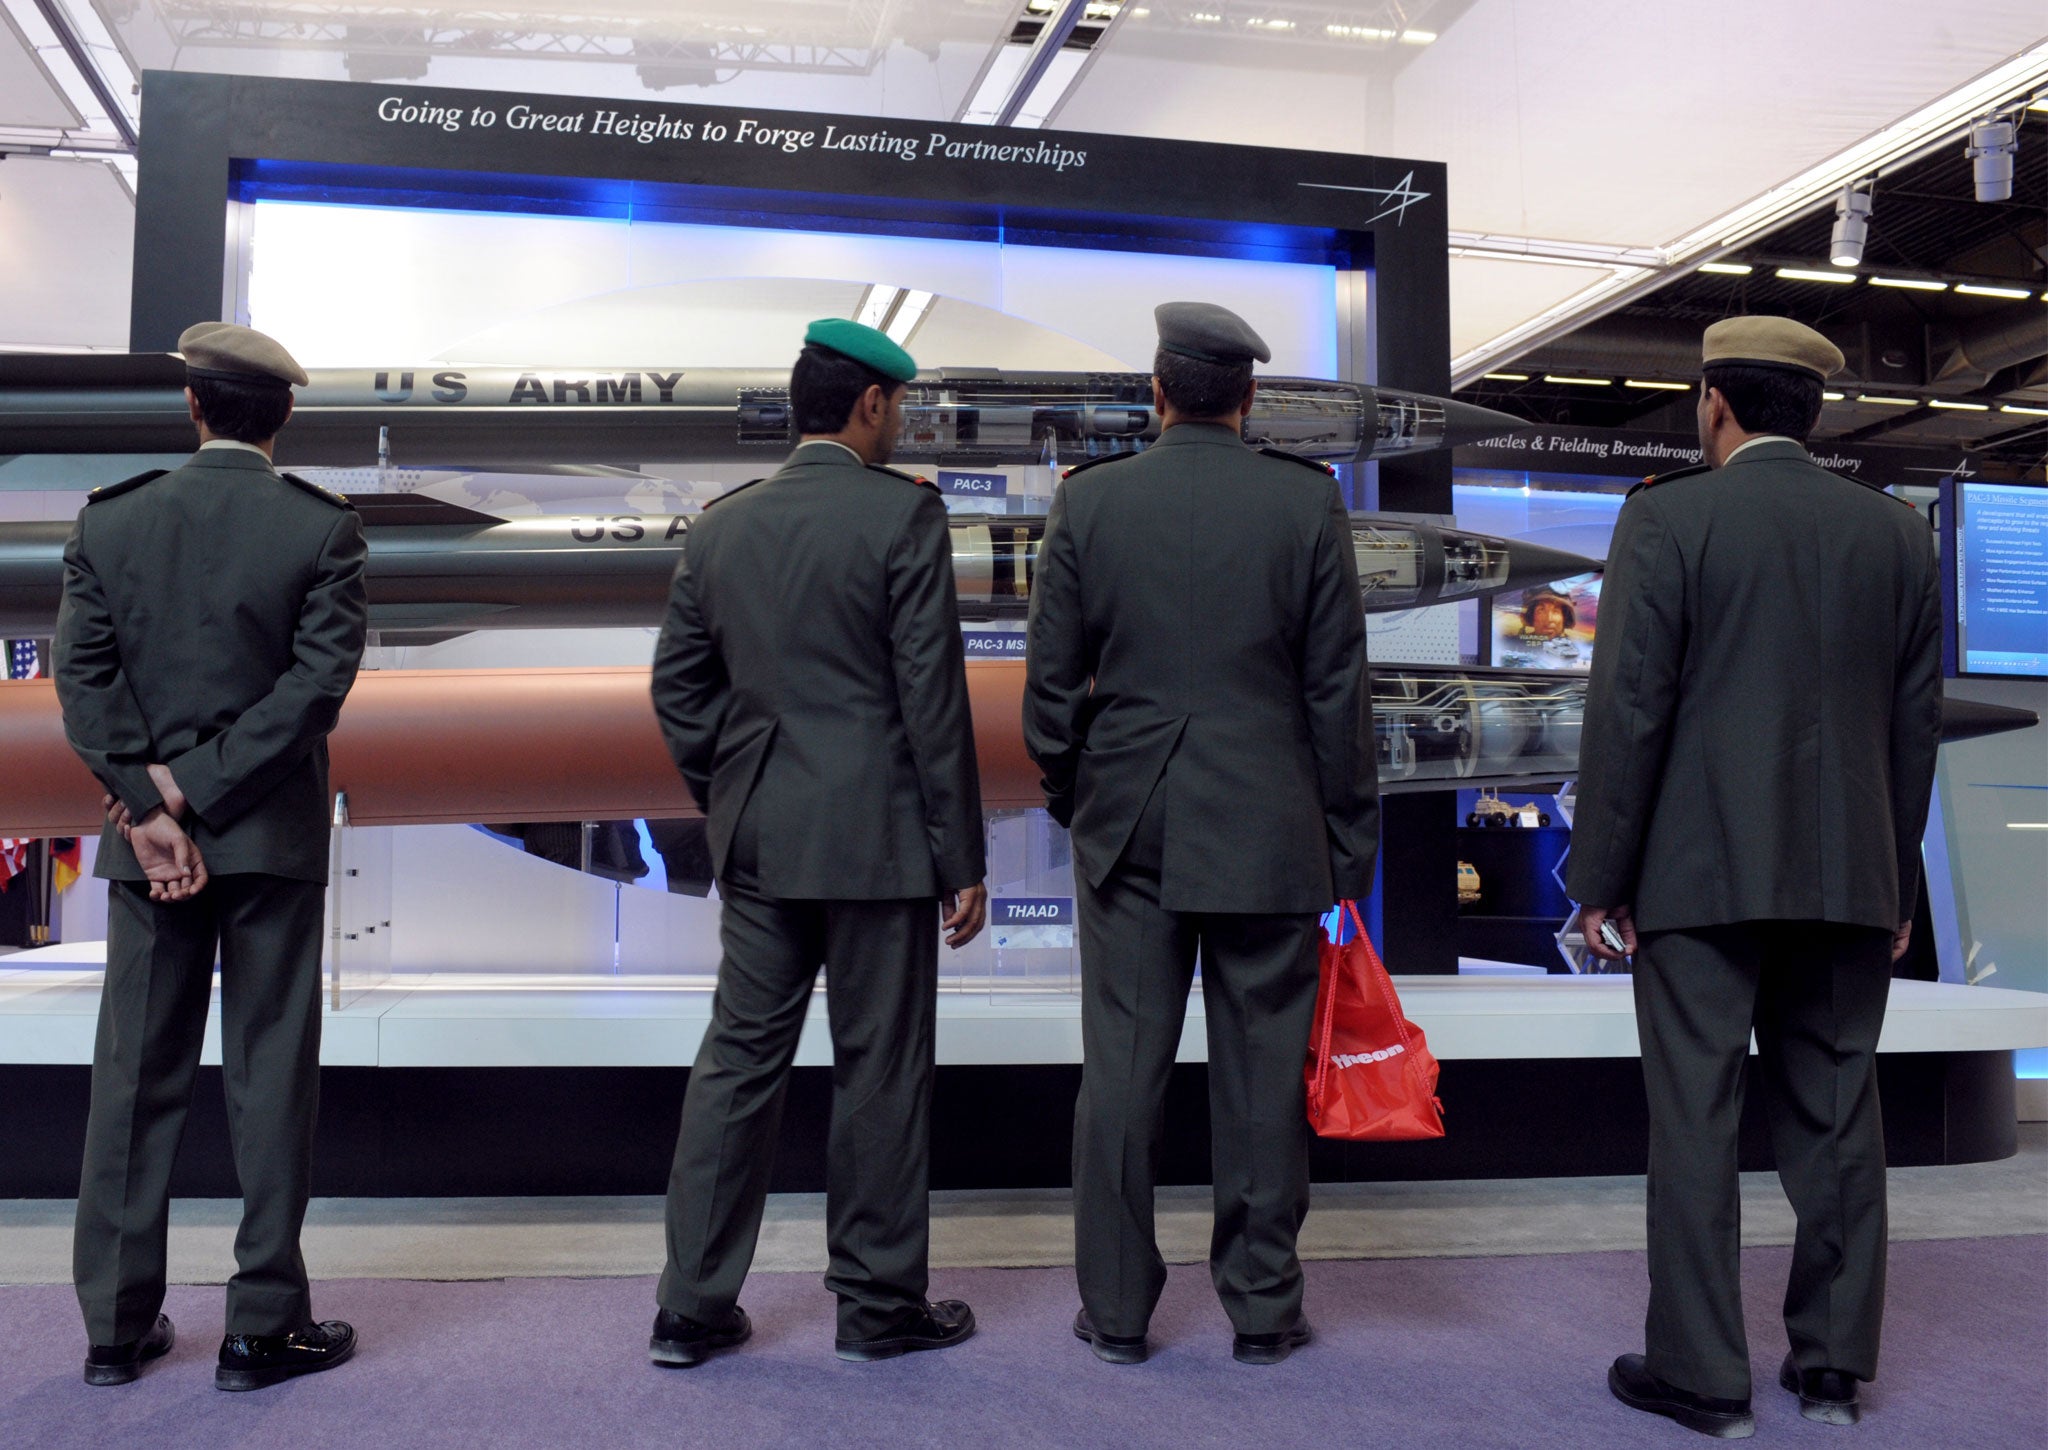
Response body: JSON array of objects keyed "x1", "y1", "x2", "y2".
[
  {"x1": 75, "y1": 874, "x2": 326, "y2": 1345},
  {"x1": 1634, "y1": 920, "x2": 1893, "y2": 1400},
  {"x1": 1072, "y1": 791, "x2": 1323, "y2": 1340},
  {"x1": 658, "y1": 815, "x2": 939, "y2": 1339}
]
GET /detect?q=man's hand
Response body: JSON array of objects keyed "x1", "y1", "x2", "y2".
[
  {"x1": 146, "y1": 763, "x2": 188, "y2": 821},
  {"x1": 128, "y1": 808, "x2": 208, "y2": 903},
  {"x1": 1891, "y1": 920, "x2": 1912, "y2": 963},
  {"x1": 942, "y1": 884, "x2": 988, "y2": 950},
  {"x1": 102, "y1": 792, "x2": 135, "y2": 840},
  {"x1": 1582, "y1": 904, "x2": 1636, "y2": 963}
]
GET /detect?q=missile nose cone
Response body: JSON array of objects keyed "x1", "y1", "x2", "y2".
[
  {"x1": 1440, "y1": 397, "x2": 1529, "y2": 448},
  {"x1": 1497, "y1": 536, "x2": 1606, "y2": 586},
  {"x1": 1939, "y1": 696, "x2": 2040, "y2": 744}
]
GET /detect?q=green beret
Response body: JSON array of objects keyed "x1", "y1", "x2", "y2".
[
  {"x1": 177, "y1": 321, "x2": 309, "y2": 388},
  {"x1": 803, "y1": 318, "x2": 917, "y2": 383},
  {"x1": 1155, "y1": 301, "x2": 1271, "y2": 366}
]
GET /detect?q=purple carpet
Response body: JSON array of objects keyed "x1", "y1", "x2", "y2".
[{"x1": 3, "y1": 1238, "x2": 2042, "y2": 1449}]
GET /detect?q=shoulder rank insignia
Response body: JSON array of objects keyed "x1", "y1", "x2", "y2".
[
  {"x1": 1258, "y1": 446, "x2": 1337, "y2": 477},
  {"x1": 279, "y1": 472, "x2": 353, "y2": 509},
  {"x1": 866, "y1": 462, "x2": 936, "y2": 492},
  {"x1": 1627, "y1": 462, "x2": 1712, "y2": 499},
  {"x1": 1060, "y1": 451, "x2": 1139, "y2": 482},
  {"x1": 85, "y1": 469, "x2": 169, "y2": 504},
  {"x1": 702, "y1": 477, "x2": 766, "y2": 509}
]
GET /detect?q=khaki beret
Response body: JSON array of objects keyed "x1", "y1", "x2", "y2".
[
  {"x1": 177, "y1": 322, "x2": 309, "y2": 388},
  {"x1": 1156, "y1": 301, "x2": 1271, "y2": 366},
  {"x1": 1701, "y1": 316, "x2": 1843, "y2": 382}
]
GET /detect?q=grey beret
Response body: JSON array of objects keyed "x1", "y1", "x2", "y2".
[
  {"x1": 1155, "y1": 301, "x2": 1272, "y2": 366},
  {"x1": 177, "y1": 321, "x2": 309, "y2": 388}
]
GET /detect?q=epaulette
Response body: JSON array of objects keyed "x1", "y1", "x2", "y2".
[
  {"x1": 1627, "y1": 462, "x2": 1712, "y2": 499},
  {"x1": 1060, "y1": 451, "x2": 1139, "y2": 481},
  {"x1": 866, "y1": 462, "x2": 937, "y2": 493},
  {"x1": 280, "y1": 472, "x2": 353, "y2": 509},
  {"x1": 702, "y1": 478, "x2": 766, "y2": 509},
  {"x1": 1258, "y1": 446, "x2": 1337, "y2": 477},
  {"x1": 85, "y1": 469, "x2": 168, "y2": 503}
]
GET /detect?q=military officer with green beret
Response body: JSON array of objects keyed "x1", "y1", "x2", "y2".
[
  {"x1": 649, "y1": 318, "x2": 988, "y2": 1366},
  {"x1": 55, "y1": 322, "x2": 368, "y2": 1390},
  {"x1": 1571, "y1": 316, "x2": 1943, "y2": 1437},
  {"x1": 1024, "y1": 302, "x2": 1378, "y2": 1366}
]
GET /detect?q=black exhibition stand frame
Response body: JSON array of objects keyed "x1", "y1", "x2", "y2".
[
  {"x1": 0, "y1": 1056, "x2": 2017, "y2": 1197},
  {"x1": 85, "y1": 72, "x2": 2016, "y2": 1198}
]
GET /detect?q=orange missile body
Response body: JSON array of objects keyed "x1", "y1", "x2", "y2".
[{"x1": 0, "y1": 662, "x2": 1044, "y2": 836}]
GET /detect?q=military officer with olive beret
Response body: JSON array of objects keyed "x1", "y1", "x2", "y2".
[
  {"x1": 1570, "y1": 316, "x2": 1943, "y2": 1437},
  {"x1": 55, "y1": 322, "x2": 369, "y2": 1391},
  {"x1": 1025, "y1": 302, "x2": 1377, "y2": 1367},
  {"x1": 649, "y1": 318, "x2": 988, "y2": 1367}
]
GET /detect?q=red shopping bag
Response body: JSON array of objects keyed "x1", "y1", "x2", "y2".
[{"x1": 1304, "y1": 901, "x2": 1445, "y2": 1140}]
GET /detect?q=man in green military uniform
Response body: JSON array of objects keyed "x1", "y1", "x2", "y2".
[
  {"x1": 648, "y1": 319, "x2": 988, "y2": 1366},
  {"x1": 55, "y1": 322, "x2": 368, "y2": 1391},
  {"x1": 1024, "y1": 302, "x2": 1378, "y2": 1366},
  {"x1": 1570, "y1": 316, "x2": 1943, "y2": 1437}
]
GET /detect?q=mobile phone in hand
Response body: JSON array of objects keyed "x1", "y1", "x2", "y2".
[{"x1": 1598, "y1": 919, "x2": 1628, "y2": 956}]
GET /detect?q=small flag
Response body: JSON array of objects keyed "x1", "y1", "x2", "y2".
[
  {"x1": 0, "y1": 839, "x2": 28, "y2": 893},
  {"x1": 52, "y1": 838, "x2": 82, "y2": 894},
  {"x1": 5, "y1": 639, "x2": 43, "y2": 680}
]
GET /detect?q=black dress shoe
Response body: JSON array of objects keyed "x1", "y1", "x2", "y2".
[
  {"x1": 1780, "y1": 1353, "x2": 1861, "y2": 1425},
  {"x1": 215, "y1": 1320, "x2": 357, "y2": 1392},
  {"x1": 1073, "y1": 1308, "x2": 1148, "y2": 1365},
  {"x1": 1233, "y1": 1316, "x2": 1312, "y2": 1366},
  {"x1": 1609, "y1": 1354, "x2": 1755, "y2": 1439},
  {"x1": 650, "y1": 1306, "x2": 752, "y2": 1367},
  {"x1": 834, "y1": 1299, "x2": 975, "y2": 1362},
  {"x1": 83, "y1": 1314, "x2": 174, "y2": 1386}
]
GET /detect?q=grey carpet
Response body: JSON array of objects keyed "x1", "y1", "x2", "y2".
[{"x1": 2, "y1": 1237, "x2": 2041, "y2": 1450}]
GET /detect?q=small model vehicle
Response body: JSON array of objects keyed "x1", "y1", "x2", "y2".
[{"x1": 1456, "y1": 860, "x2": 1481, "y2": 906}]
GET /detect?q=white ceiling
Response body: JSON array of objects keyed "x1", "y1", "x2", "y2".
[{"x1": 1, "y1": 0, "x2": 2044, "y2": 367}]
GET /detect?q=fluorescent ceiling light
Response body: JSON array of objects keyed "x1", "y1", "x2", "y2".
[
  {"x1": 1955, "y1": 283, "x2": 2033, "y2": 299},
  {"x1": 2009, "y1": 822, "x2": 2048, "y2": 830},
  {"x1": 1252, "y1": 17, "x2": 1294, "y2": 29},
  {"x1": 1626, "y1": 380, "x2": 1691, "y2": 390},
  {"x1": 884, "y1": 290, "x2": 935, "y2": 346},
  {"x1": 1327, "y1": 24, "x2": 1395, "y2": 39},
  {"x1": 855, "y1": 285, "x2": 901, "y2": 329},
  {"x1": 1777, "y1": 267, "x2": 1859, "y2": 284},
  {"x1": 1858, "y1": 394, "x2": 1920, "y2": 406},
  {"x1": 1822, "y1": 392, "x2": 1846, "y2": 401},
  {"x1": 1544, "y1": 374, "x2": 1611, "y2": 386},
  {"x1": 1400, "y1": 29, "x2": 1437, "y2": 44},
  {"x1": 1481, "y1": 372, "x2": 1529, "y2": 381},
  {"x1": 1927, "y1": 400, "x2": 1990, "y2": 411},
  {"x1": 2001, "y1": 403, "x2": 2048, "y2": 416},
  {"x1": 1869, "y1": 276, "x2": 1948, "y2": 291},
  {"x1": 1698, "y1": 262, "x2": 1753, "y2": 275}
]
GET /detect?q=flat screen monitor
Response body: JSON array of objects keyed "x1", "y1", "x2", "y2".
[{"x1": 1950, "y1": 480, "x2": 2048, "y2": 680}]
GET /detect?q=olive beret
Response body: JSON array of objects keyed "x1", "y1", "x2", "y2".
[
  {"x1": 803, "y1": 318, "x2": 917, "y2": 383},
  {"x1": 1155, "y1": 301, "x2": 1271, "y2": 366},
  {"x1": 176, "y1": 322, "x2": 309, "y2": 388},
  {"x1": 1701, "y1": 316, "x2": 1844, "y2": 382}
]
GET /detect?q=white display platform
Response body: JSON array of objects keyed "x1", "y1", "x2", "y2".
[{"x1": 3, "y1": 946, "x2": 2043, "y2": 1069}]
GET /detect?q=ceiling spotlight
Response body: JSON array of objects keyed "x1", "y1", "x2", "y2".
[
  {"x1": 1966, "y1": 117, "x2": 2018, "y2": 202},
  {"x1": 1830, "y1": 183, "x2": 1873, "y2": 267}
]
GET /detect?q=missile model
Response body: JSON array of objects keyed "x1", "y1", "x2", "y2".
[
  {"x1": 0, "y1": 353, "x2": 1519, "y2": 469},
  {"x1": 0, "y1": 496, "x2": 1604, "y2": 641},
  {"x1": 0, "y1": 666, "x2": 2032, "y2": 837}
]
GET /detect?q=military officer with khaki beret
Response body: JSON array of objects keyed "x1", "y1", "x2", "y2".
[
  {"x1": 56, "y1": 322, "x2": 368, "y2": 1390},
  {"x1": 1570, "y1": 315, "x2": 1943, "y2": 1436}
]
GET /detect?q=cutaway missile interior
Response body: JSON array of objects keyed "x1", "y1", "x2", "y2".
[{"x1": 1373, "y1": 667, "x2": 1586, "y2": 792}]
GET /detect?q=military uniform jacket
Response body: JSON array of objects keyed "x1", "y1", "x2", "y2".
[
  {"x1": 54, "y1": 446, "x2": 370, "y2": 884},
  {"x1": 1564, "y1": 438, "x2": 1943, "y2": 933},
  {"x1": 651, "y1": 441, "x2": 985, "y2": 899},
  {"x1": 1023, "y1": 423, "x2": 1378, "y2": 915}
]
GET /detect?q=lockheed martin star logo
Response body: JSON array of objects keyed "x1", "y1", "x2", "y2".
[
  {"x1": 1299, "y1": 170, "x2": 1432, "y2": 225},
  {"x1": 1905, "y1": 456, "x2": 1977, "y2": 480}
]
